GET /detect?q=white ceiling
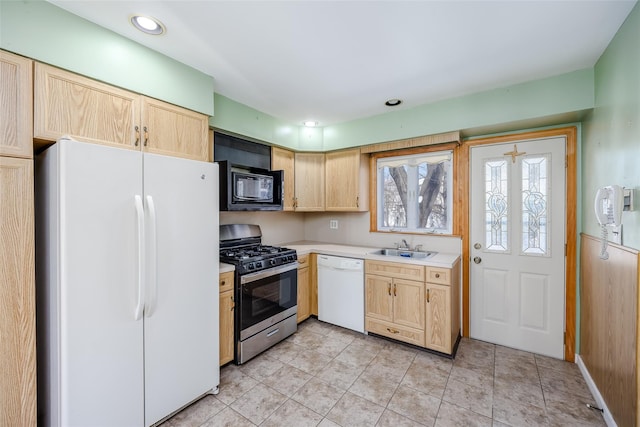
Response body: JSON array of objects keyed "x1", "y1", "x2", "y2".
[{"x1": 47, "y1": 0, "x2": 636, "y2": 127}]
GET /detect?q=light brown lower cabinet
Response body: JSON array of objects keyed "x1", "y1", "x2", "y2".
[
  {"x1": 219, "y1": 271, "x2": 235, "y2": 366},
  {"x1": 0, "y1": 157, "x2": 36, "y2": 426},
  {"x1": 425, "y1": 262, "x2": 460, "y2": 354},
  {"x1": 425, "y1": 283, "x2": 452, "y2": 353},
  {"x1": 297, "y1": 254, "x2": 311, "y2": 323},
  {"x1": 365, "y1": 259, "x2": 460, "y2": 355},
  {"x1": 365, "y1": 271, "x2": 426, "y2": 347}
]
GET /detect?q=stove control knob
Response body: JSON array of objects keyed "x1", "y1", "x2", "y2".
[
  {"x1": 247, "y1": 262, "x2": 254, "y2": 270},
  {"x1": 255, "y1": 261, "x2": 262, "y2": 269},
  {"x1": 269, "y1": 259, "x2": 277, "y2": 266}
]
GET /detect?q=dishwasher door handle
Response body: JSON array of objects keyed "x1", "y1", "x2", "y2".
[{"x1": 326, "y1": 266, "x2": 361, "y2": 272}]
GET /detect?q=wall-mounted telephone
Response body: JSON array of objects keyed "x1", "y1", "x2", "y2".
[
  {"x1": 594, "y1": 185, "x2": 623, "y2": 227},
  {"x1": 594, "y1": 185, "x2": 624, "y2": 259}
]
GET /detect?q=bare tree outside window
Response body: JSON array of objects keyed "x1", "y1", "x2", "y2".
[
  {"x1": 378, "y1": 151, "x2": 452, "y2": 234},
  {"x1": 382, "y1": 166, "x2": 406, "y2": 227}
]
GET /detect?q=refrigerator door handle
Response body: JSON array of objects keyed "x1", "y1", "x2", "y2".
[
  {"x1": 145, "y1": 195, "x2": 158, "y2": 317},
  {"x1": 134, "y1": 195, "x2": 145, "y2": 321}
]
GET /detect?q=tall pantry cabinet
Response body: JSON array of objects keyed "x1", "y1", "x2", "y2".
[{"x1": 0, "y1": 50, "x2": 37, "y2": 426}]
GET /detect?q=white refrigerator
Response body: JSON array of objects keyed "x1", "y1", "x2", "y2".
[{"x1": 36, "y1": 139, "x2": 219, "y2": 427}]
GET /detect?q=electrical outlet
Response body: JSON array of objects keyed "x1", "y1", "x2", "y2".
[{"x1": 329, "y1": 220, "x2": 338, "y2": 229}]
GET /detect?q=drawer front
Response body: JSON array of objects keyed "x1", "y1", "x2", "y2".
[
  {"x1": 365, "y1": 317, "x2": 425, "y2": 347},
  {"x1": 219, "y1": 271, "x2": 234, "y2": 293},
  {"x1": 426, "y1": 267, "x2": 450, "y2": 285},
  {"x1": 365, "y1": 260, "x2": 425, "y2": 282},
  {"x1": 297, "y1": 253, "x2": 309, "y2": 267}
]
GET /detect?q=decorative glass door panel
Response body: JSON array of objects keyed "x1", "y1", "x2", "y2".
[
  {"x1": 484, "y1": 159, "x2": 509, "y2": 252},
  {"x1": 521, "y1": 155, "x2": 550, "y2": 256}
]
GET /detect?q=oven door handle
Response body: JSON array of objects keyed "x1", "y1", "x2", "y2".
[{"x1": 241, "y1": 262, "x2": 299, "y2": 285}]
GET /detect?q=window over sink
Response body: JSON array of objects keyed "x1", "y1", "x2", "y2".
[{"x1": 373, "y1": 148, "x2": 454, "y2": 235}]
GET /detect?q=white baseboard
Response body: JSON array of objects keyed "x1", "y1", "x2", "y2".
[{"x1": 575, "y1": 354, "x2": 617, "y2": 427}]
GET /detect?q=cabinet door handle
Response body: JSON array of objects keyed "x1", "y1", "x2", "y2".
[
  {"x1": 143, "y1": 126, "x2": 149, "y2": 146},
  {"x1": 427, "y1": 289, "x2": 430, "y2": 303},
  {"x1": 386, "y1": 327, "x2": 399, "y2": 334},
  {"x1": 134, "y1": 126, "x2": 140, "y2": 146},
  {"x1": 356, "y1": 195, "x2": 359, "y2": 208},
  {"x1": 387, "y1": 283, "x2": 391, "y2": 296},
  {"x1": 435, "y1": 273, "x2": 441, "y2": 278},
  {"x1": 393, "y1": 283, "x2": 397, "y2": 296},
  {"x1": 231, "y1": 296, "x2": 235, "y2": 310},
  {"x1": 221, "y1": 280, "x2": 226, "y2": 286}
]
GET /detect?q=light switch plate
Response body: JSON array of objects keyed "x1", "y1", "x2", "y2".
[{"x1": 329, "y1": 220, "x2": 338, "y2": 229}]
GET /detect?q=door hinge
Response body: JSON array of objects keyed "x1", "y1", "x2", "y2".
[{"x1": 565, "y1": 244, "x2": 567, "y2": 256}]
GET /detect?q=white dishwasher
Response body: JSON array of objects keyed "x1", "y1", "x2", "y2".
[{"x1": 317, "y1": 254, "x2": 365, "y2": 333}]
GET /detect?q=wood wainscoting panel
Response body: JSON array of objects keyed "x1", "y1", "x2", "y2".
[{"x1": 580, "y1": 233, "x2": 638, "y2": 427}]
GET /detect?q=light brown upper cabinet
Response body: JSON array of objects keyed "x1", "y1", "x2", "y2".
[
  {"x1": 1, "y1": 51, "x2": 33, "y2": 158},
  {"x1": 294, "y1": 152, "x2": 325, "y2": 211},
  {"x1": 0, "y1": 51, "x2": 37, "y2": 425},
  {"x1": 325, "y1": 148, "x2": 369, "y2": 211},
  {"x1": 272, "y1": 146, "x2": 370, "y2": 212},
  {"x1": 34, "y1": 63, "x2": 209, "y2": 161},
  {"x1": 141, "y1": 97, "x2": 208, "y2": 161},
  {"x1": 272, "y1": 146, "x2": 296, "y2": 211}
]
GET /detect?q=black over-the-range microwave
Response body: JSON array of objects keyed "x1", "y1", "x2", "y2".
[{"x1": 218, "y1": 161, "x2": 284, "y2": 211}]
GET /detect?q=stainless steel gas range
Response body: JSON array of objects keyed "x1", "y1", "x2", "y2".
[{"x1": 219, "y1": 224, "x2": 298, "y2": 364}]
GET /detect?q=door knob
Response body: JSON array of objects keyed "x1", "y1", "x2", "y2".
[
  {"x1": 474, "y1": 243, "x2": 481, "y2": 249},
  {"x1": 473, "y1": 256, "x2": 482, "y2": 264}
]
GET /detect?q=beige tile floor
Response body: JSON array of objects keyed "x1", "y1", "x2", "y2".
[{"x1": 161, "y1": 318, "x2": 605, "y2": 427}]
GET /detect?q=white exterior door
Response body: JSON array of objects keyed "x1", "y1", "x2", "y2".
[{"x1": 470, "y1": 137, "x2": 566, "y2": 358}]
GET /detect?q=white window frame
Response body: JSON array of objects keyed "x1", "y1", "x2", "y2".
[{"x1": 376, "y1": 150, "x2": 453, "y2": 234}]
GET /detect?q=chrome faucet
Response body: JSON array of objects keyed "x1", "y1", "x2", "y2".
[
  {"x1": 401, "y1": 239, "x2": 410, "y2": 250},
  {"x1": 414, "y1": 244, "x2": 423, "y2": 252}
]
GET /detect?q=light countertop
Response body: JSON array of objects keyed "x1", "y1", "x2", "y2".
[
  {"x1": 281, "y1": 240, "x2": 460, "y2": 269},
  {"x1": 219, "y1": 263, "x2": 235, "y2": 274}
]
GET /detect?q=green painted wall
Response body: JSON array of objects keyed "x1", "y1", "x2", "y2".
[
  {"x1": 211, "y1": 70, "x2": 594, "y2": 150},
  {"x1": 3, "y1": 0, "x2": 598, "y2": 152},
  {"x1": 211, "y1": 93, "x2": 324, "y2": 149},
  {"x1": 582, "y1": 2, "x2": 640, "y2": 250},
  {"x1": 322, "y1": 70, "x2": 594, "y2": 149},
  {"x1": 0, "y1": 0, "x2": 214, "y2": 116}
]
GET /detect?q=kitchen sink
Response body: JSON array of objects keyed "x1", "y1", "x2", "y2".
[{"x1": 372, "y1": 248, "x2": 437, "y2": 260}]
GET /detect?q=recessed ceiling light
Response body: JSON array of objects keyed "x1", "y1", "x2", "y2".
[
  {"x1": 303, "y1": 120, "x2": 319, "y2": 127},
  {"x1": 130, "y1": 15, "x2": 165, "y2": 35},
  {"x1": 385, "y1": 99, "x2": 402, "y2": 107}
]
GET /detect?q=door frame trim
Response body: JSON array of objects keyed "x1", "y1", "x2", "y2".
[{"x1": 458, "y1": 127, "x2": 577, "y2": 362}]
